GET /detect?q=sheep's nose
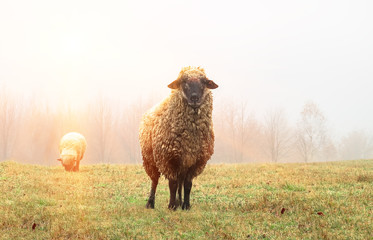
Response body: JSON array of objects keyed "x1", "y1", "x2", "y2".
[{"x1": 190, "y1": 93, "x2": 199, "y2": 103}]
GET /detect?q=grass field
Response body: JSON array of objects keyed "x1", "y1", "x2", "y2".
[{"x1": 0, "y1": 160, "x2": 372, "y2": 239}]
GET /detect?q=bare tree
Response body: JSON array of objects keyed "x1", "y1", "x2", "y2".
[
  {"x1": 339, "y1": 130, "x2": 373, "y2": 160},
  {"x1": 236, "y1": 102, "x2": 265, "y2": 162},
  {"x1": 236, "y1": 101, "x2": 251, "y2": 162},
  {"x1": 295, "y1": 101, "x2": 329, "y2": 162},
  {"x1": 20, "y1": 97, "x2": 61, "y2": 164},
  {"x1": 118, "y1": 99, "x2": 153, "y2": 164},
  {"x1": 213, "y1": 99, "x2": 265, "y2": 163},
  {"x1": 214, "y1": 100, "x2": 243, "y2": 163},
  {"x1": 263, "y1": 109, "x2": 293, "y2": 162},
  {"x1": 88, "y1": 94, "x2": 117, "y2": 163},
  {"x1": 22, "y1": 97, "x2": 50, "y2": 163},
  {"x1": 57, "y1": 101, "x2": 83, "y2": 135},
  {"x1": 0, "y1": 86, "x2": 22, "y2": 161}
]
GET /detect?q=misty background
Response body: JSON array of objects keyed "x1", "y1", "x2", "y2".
[{"x1": 1, "y1": 0, "x2": 373, "y2": 165}]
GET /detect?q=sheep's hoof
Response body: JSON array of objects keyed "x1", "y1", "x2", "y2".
[
  {"x1": 182, "y1": 202, "x2": 191, "y2": 210},
  {"x1": 168, "y1": 203, "x2": 177, "y2": 211},
  {"x1": 146, "y1": 200, "x2": 155, "y2": 209}
]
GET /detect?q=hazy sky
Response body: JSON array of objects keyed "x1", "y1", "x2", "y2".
[{"x1": 1, "y1": 0, "x2": 372, "y2": 136}]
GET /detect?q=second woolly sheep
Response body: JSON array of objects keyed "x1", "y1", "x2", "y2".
[{"x1": 57, "y1": 132, "x2": 87, "y2": 172}]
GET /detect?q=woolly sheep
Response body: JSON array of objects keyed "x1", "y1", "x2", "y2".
[
  {"x1": 139, "y1": 66, "x2": 218, "y2": 210},
  {"x1": 57, "y1": 132, "x2": 87, "y2": 172}
]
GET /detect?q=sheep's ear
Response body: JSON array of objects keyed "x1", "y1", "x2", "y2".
[
  {"x1": 168, "y1": 79, "x2": 180, "y2": 89},
  {"x1": 57, "y1": 158, "x2": 62, "y2": 162},
  {"x1": 206, "y1": 80, "x2": 218, "y2": 89}
]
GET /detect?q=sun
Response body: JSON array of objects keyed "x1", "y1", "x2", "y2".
[{"x1": 60, "y1": 33, "x2": 85, "y2": 59}]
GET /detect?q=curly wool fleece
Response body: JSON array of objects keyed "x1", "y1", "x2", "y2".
[{"x1": 59, "y1": 132, "x2": 87, "y2": 170}]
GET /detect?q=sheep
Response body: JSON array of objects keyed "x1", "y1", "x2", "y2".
[
  {"x1": 139, "y1": 66, "x2": 218, "y2": 210},
  {"x1": 57, "y1": 132, "x2": 87, "y2": 172}
]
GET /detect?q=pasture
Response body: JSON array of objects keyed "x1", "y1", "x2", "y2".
[{"x1": 0, "y1": 160, "x2": 372, "y2": 239}]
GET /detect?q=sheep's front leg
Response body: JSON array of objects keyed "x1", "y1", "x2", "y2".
[
  {"x1": 182, "y1": 179, "x2": 192, "y2": 210},
  {"x1": 73, "y1": 161, "x2": 80, "y2": 172},
  {"x1": 146, "y1": 176, "x2": 159, "y2": 209},
  {"x1": 175, "y1": 177, "x2": 183, "y2": 208},
  {"x1": 168, "y1": 179, "x2": 178, "y2": 210}
]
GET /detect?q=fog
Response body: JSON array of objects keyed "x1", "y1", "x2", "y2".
[{"x1": 1, "y1": 0, "x2": 373, "y2": 164}]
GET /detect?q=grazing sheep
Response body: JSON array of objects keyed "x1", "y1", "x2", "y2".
[
  {"x1": 139, "y1": 66, "x2": 218, "y2": 210},
  {"x1": 57, "y1": 132, "x2": 87, "y2": 172}
]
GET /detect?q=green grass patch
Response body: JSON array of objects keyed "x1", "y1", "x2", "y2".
[{"x1": 282, "y1": 183, "x2": 306, "y2": 192}]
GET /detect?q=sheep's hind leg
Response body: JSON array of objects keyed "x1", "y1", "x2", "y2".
[
  {"x1": 168, "y1": 179, "x2": 178, "y2": 210},
  {"x1": 146, "y1": 175, "x2": 159, "y2": 209},
  {"x1": 182, "y1": 179, "x2": 192, "y2": 210}
]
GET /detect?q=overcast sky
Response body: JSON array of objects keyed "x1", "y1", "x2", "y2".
[{"x1": 1, "y1": 0, "x2": 372, "y2": 136}]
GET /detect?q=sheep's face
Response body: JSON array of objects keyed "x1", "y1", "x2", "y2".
[
  {"x1": 168, "y1": 68, "x2": 218, "y2": 108},
  {"x1": 58, "y1": 155, "x2": 75, "y2": 171}
]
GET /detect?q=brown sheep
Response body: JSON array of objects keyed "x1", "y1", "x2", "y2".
[
  {"x1": 57, "y1": 132, "x2": 87, "y2": 172},
  {"x1": 139, "y1": 66, "x2": 218, "y2": 210}
]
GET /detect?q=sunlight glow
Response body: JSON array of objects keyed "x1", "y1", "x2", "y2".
[{"x1": 61, "y1": 34, "x2": 84, "y2": 58}]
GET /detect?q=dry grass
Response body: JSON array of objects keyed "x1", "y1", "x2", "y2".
[{"x1": 0, "y1": 160, "x2": 372, "y2": 239}]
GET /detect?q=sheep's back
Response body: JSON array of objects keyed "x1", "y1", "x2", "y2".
[{"x1": 59, "y1": 132, "x2": 87, "y2": 161}]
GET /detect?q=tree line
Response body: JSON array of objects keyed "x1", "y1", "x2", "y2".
[{"x1": 0, "y1": 88, "x2": 372, "y2": 164}]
